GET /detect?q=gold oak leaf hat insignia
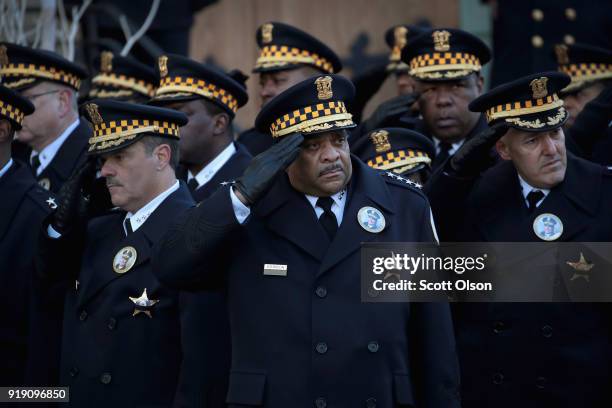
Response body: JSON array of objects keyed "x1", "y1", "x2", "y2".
[
  {"x1": 82, "y1": 99, "x2": 188, "y2": 155},
  {"x1": 253, "y1": 21, "x2": 342, "y2": 74},
  {"x1": 149, "y1": 53, "x2": 248, "y2": 117},
  {"x1": 255, "y1": 74, "x2": 356, "y2": 139},
  {"x1": 401, "y1": 28, "x2": 491, "y2": 81},
  {"x1": 469, "y1": 71, "x2": 571, "y2": 132},
  {"x1": 0, "y1": 42, "x2": 87, "y2": 91}
]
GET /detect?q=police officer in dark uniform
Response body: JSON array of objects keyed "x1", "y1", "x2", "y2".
[
  {"x1": 153, "y1": 74, "x2": 460, "y2": 408},
  {"x1": 150, "y1": 53, "x2": 251, "y2": 202},
  {"x1": 148, "y1": 53, "x2": 253, "y2": 407},
  {"x1": 429, "y1": 71, "x2": 612, "y2": 407},
  {"x1": 0, "y1": 85, "x2": 56, "y2": 386},
  {"x1": 401, "y1": 28, "x2": 492, "y2": 171},
  {"x1": 85, "y1": 50, "x2": 158, "y2": 103},
  {"x1": 352, "y1": 127, "x2": 434, "y2": 185},
  {"x1": 0, "y1": 43, "x2": 90, "y2": 193},
  {"x1": 237, "y1": 22, "x2": 343, "y2": 156},
  {"x1": 35, "y1": 101, "x2": 210, "y2": 407},
  {"x1": 555, "y1": 42, "x2": 612, "y2": 165}
]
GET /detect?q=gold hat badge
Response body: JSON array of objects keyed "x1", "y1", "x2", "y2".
[
  {"x1": 261, "y1": 23, "x2": 274, "y2": 44},
  {"x1": 314, "y1": 76, "x2": 333, "y2": 100},
  {"x1": 85, "y1": 103, "x2": 103, "y2": 126},
  {"x1": 394, "y1": 26, "x2": 408, "y2": 48},
  {"x1": 370, "y1": 130, "x2": 391, "y2": 153},
  {"x1": 100, "y1": 51, "x2": 113, "y2": 73},
  {"x1": 432, "y1": 30, "x2": 451, "y2": 52},
  {"x1": 530, "y1": 77, "x2": 549, "y2": 99},
  {"x1": 158, "y1": 55, "x2": 169, "y2": 78}
]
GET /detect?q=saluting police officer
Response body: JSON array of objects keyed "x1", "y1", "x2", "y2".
[
  {"x1": 401, "y1": 28, "x2": 492, "y2": 171},
  {"x1": 35, "y1": 101, "x2": 210, "y2": 407},
  {"x1": 429, "y1": 71, "x2": 612, "y2": 408},
  {"x1": 0, "y1": 85, "x2": 56, "y2": 387},
  {"x1": 0, "y1": 43, "x2": 90, "y2": 193},
  {"x1": 153, "y1": 74, "x2": 460, "y2": 408},
  {"x1": 237, "y1": 22, "x2": 343, "y2": 156}
]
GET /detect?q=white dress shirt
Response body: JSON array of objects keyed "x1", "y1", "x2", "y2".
[
  {"x1": 123, "y1": 180, "x2": 180, "y2": 235},
  {"x1": 229, "y1": 187, "x2": 348, "y2": 226},
  {"x1": 187, "y1": 143, "x2": 236, "y2": 190},
  {"x1": 433, "y1": 137, "x2": 465, "y2": 156},
  {"x1": 518, "y1": 174, "x2": 550, "y2": 208},
  {"x1": 30, "y1": 118, "x2": 80, "y2": 176},
  {"x1": 0, "y1": 158, "x2": 13, "y2": 179}
]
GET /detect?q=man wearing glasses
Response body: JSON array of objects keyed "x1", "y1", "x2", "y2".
[{"x1": 0, "y1": 43, "x2": 89, "y2": 193}]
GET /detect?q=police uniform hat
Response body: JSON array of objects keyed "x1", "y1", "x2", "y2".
[
  {"x1": 255, "y1": 74, "x2": 355, "y2": 139},
  {"x1": 82, "y1": 99, "x2": 187, "y2": 154},
  {"x1": 401, "y1": 28, "x2": 491, "y2": 81},
  {"x1": 469, "y1": 71, "x2": 570, "y2": 132},
  {"x1": 0, "y1": 84, "x2": 34, "y2": 130},
  {"x1": 87, "y1": 51, "x2": 157, "y2": 101},
  {"x1": 253, "y1": 22, "x2": 342, "y2": 74},
  {"x1": 354, "y1": 127, "x2": 434, "y2": 175},
  {"x1": 150, "y1": 54, "x2": 248, "y2": 117},
  {"x1": 384, "y1": 24, "x2": 427, "y2": 73},
  {"x1": 0, "y1": 43, "x2": 87, "y2": 91},
  {"x1": 554, "y1": 43, "x2": 612, "y2": 94}
]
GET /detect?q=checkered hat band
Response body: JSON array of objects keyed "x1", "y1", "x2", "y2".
[
  {"x1": 559, "y1": 63, "x2": 612, "y2": 78},
  {"x1": 89, "y1": 119, "x2": 179, "y2": 147},
  {"x1": 486, "y1": 94, "x2": 564, "y2": 122},
  {"x1": 156, "y1": 76, "x2": 238, "y2": 113},
  {"x1": 89, "y1": 88, "x2": 136, "y2": 99},
  {"x1": 0, "y1": 99, "x2": 24, "y2": 125},
  {"x1": 93, "y1": 73, "x2": 155, "y2": 97},
  {"x1": 409, "y1": 52, "x2": 481, "y2": 74},
  {"x1": 367, "y1": 150, "x2": 431, "y2": 170},
  {"x1": 0, "y1": 63, "x2": 81, "y2": 89},
  {"x1": 270, "y1": 101, "x2": 354, "y2": 137},
  {"x1": 255, "y1": 45, "x2": 334, "y2": 73}
]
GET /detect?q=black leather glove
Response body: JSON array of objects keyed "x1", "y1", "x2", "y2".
[
  {"x1": 234, "y1": 132, "x2": 304, "y2": 206},
  {"x1": 361, "y1": 92, "x2": 420, "y2": 133},
  {"x1": 51, "y1": 158, "x2": 97, "y2": 233},
  {"x1": 448, "y1": 122, "x2": 509, "y2": 178}
]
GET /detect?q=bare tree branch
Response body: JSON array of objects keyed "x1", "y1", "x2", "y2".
[
  {"x1": 66, "y1": 0, "x2": 91, "y2": 60},
  {"x1": 119, "y1": 14, "x2": 132, "y2": 41},
  {"x1": 120, "y1": 0, "x2": 160, "y2": 56}
]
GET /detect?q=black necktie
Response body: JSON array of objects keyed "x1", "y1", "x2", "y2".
[
  {"x1": 30, "y1": 154, "x2": 41, "y2": 175},
  {"x1": 527, "y1": 190, "x2": 545, "y2": 212},
  {"x1": 433, "y1": 142, "x2": 452, "y2": 168},
  {"x1": 316, "y1": 197, "x2": 338, "y2": 241},
  {"x1": 187, "y1": 178, "x2": 199, "y2": 193},
  {"x1": 124, "y1": 218, "x2": 134, "y2": 236}
]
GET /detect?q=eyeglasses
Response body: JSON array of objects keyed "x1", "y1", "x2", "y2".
[{"x1": 21, "y1": 90, "x2": 59, "y2": 102}]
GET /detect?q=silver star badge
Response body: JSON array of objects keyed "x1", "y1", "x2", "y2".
[
  {"x1": 46, "y1": 197, "x2": 58, "y2": 209},
  {"x1": 129, "y1": 288, "x2": 159, "y2": 318}
]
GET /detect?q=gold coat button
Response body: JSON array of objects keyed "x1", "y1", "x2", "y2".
[
  {"x1": 565, "y1": 8, "x2": 577, "y2": 20},
  {"x1": 532, "y1": 35, "x2": 544, "y2": 48},
  {"x1": 532, "y1": 9, "x2": 544, "y2": 21},
  {"x1": 564, "y1": 34, "x2": 575, "y2": 45}
]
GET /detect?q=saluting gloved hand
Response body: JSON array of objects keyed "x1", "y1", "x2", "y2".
[
  {"x1": 361, "y1": 92, "x2": 420, "y2": 133},
  {"x1": 234, "y1": 132, "x2": 304, "y2": 206},
  {"x1": 448, "y1": 121, "x2": 509, "y2": 178},
  {"x1": 51, "y1": 158, "x2": 97, "y2": 233}
]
